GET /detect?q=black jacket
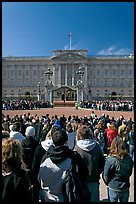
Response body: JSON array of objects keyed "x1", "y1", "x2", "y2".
[
  {"x1": 22, "y1": 137, "x2": 38, "y2": 171},
  {"x1": 2, "y1": 169, "x2": 32, "y2": 204}
]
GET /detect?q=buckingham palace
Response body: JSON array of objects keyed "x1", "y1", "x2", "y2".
[{"x1": 2, "y1": 49, "x2": 134, "y2": 103}]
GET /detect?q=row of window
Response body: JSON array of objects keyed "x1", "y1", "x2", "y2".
[
  {"x1": 2, "y1": 79, "x2": 133, "y2": 88},
  {"x1": 3, "y1": 68, "x2": 133, "y2": 78},
  {"x1": 96, "y1": 69, "x2": 133, "y2": 75}
]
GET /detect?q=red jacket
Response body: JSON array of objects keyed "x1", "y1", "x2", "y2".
[{"x1": 107, "y1": 129, "x2": 118, "y2": 146}]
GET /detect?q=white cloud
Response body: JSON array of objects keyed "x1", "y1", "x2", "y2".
[
  {"x1": 97, "y1": 45, "x2": 131, "y2": 55},
  {"x1": 64, "y1": 44, "x2": 69, "y2": 50}
]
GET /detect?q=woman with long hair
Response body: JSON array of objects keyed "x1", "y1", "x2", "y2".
[
  {"x1": 2, "y1": 138, "x2": 33, "y2": 203},
  {"x1": 102, "y1": 137, "x2": 133, "y2": 202}
]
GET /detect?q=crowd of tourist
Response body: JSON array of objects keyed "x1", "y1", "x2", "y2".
[
  {"x1": 2, "y1": 99, "x2": 134, "y2": 112},
  {"x1": 2, "y1": 99, "x2": 53, "y2": 110},
  {"x1": 2, "y1": 111, "x2": 134, "y2": 202},
  {"x1": 78, "y1": 100, "x2": 134, "y2": 112}
]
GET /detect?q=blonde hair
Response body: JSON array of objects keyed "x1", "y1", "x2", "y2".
[
  {"x1": 2, "y1": 138, "x2": 26, "y2": 173},
  {"x1": 109, "y1": 137, "x2": 128, "y2": 160},
  {"x1": 96, "y1": 120, "x2": 103, "y2": 129},
  {"x1": 109, "y1": 123, "x2": 116, "y2": 130}
]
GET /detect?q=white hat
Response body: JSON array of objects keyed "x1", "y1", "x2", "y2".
[{"x1": 25, "y1": 126, "x2": 35, "y2": 137}]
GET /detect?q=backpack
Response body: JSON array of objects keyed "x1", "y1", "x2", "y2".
[{"x1": 62, "y1": 163, "x2": 91, "y2": 202}]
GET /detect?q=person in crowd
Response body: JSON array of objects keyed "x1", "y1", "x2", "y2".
[
  {"x1": 10, "y1": 121, "x2": 26, "y2": 142},
  {"x1": 54, "y1": 115, "x2": 62, "y2": 129},
  {"x1": 38, "y1": 128, "x2": 88, "y2": 202},
  {"x1": 127, "y1": 117, "x2": 133, "y2": 129},
  {"x1": 127, "y1": 123, "x2": 134, "y2": 162},
  {"x1": 116, "y1": 115, "x2": 124, "y2": 128},
  {"x1": 92, "y1": 114, "x2": 99, "y2": 130},
  {"x1": 90, "y1": 110, "x2": 95, "y2": 119},
  {"x1": 106, "y1": 123, "x2": 118, "y2": 150},
  {"x1": 2, "y1": 122, "x2": 10, "y2": 139},
  {"x1": 32, "y1": 125, "x2": 59, "y2": 203},
  {"x1": 2, "y1": 138, "x2": 33, "y2": 203},
  {"x1": 74, "y1": 125, "x2": 105, "y2": 202},
  {"x1": 21, "y1": 126, "x2": 38, "y2": 182},
  {"x1": 66, "y1": 122, "x2": 76, "y2": 150},
  {"x1": 118, "y1": 120, "x2": 131, "y2": 150},
  {"x1": 102, "y1": 137, "x2": 133, "y2": 202},
  {"x1": 94, "y1": 120, "x2": 105, "y2": 154},
  {"x1": 60, "y1": 114, "x2": 67, "y2": 130},
  {"x1": 99, "y1": 113, "x2": 106, "y2": 129},
  {"x1": 40, "y1": 123, "x2": 50, "y2": 141},
  {"x1": 104, "y1": 123, "x2": 111, "y2": 154}
]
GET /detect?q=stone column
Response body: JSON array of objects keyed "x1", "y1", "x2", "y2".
[
  {"x1": 72, "y1": 64, "x2": 74, "y2": 86},
  {"x1": 65, "y1": 64, "x2": 67, "y2": 85},
  {"x1": 58, "y1": 64, "x2": 61, "y2": 86}
]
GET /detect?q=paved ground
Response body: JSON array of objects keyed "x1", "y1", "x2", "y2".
[
  {"x1": 2, "y1": 106, "x2": 134, "y2": 202},
  {"x1": 2, "y1": 106, "x2": 134, "y2": 121}
]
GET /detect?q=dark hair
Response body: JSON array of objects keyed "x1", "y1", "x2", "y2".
[
  {"x1": 13, "y1": 122, "x2": 21, "y2": 132},
  {"x1": 52, "y1": 129, "x2": 68, "y2": 146}
]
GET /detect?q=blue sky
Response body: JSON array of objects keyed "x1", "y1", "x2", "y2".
[{"x1": 2, "y1": 2, "x2": 134, "y2": 57}]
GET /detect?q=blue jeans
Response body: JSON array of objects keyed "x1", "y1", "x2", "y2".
[
  {"x1": 87, "y1": 182, "x2": 99, "y2": 202},
  {"x1": 108, "y1": 187, "x2": 129, "y2": 202},
  {"x1": 129, "y1": 144, "x2": 134, "y2": 162}
]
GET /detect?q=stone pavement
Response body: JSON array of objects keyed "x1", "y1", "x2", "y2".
[
  {"x1": 99, "y1": 168, "x2": 134, "y2": 202},
  {"x1": 2, "y1": 106, "x2": 134, "y2": 121}
]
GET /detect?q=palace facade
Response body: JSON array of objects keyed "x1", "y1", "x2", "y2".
[{"x1": 2, "y1": 49, "x2": 134, "y2": 102}]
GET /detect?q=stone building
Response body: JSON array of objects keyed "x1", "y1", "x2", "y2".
[{"x1": 2, "y1": 49, "x2": 134, "y2": 102}]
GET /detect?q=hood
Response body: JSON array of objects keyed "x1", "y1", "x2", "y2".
[
  {"x1": 41, "y1": 139, "x2": 53, "y2": 151},
  {"x1": 77, "y1": 139, "x2": 96, "y2": 152},
  {"x1": 46, "y1": 145, "x2": 73, "y2": 164},
  {"x1": 10, "y1": 131, "x2": 25, "y2": 142},
  {"x1": 10, "y1": 131, "x2": 23, "y2": 138}
]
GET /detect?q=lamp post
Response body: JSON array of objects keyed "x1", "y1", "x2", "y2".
[
  {"x1": 88, "y1": 81, "x2": 92, "y2": 101},
  {"x1": 45, "y1": 67, "x2": 53, "y2": 105},
  {"x1": 37, "y1": 81, "x2": 41, "y2": 101},
  {"x1": 76, "y1": 67, "x2": 84, "y2": 104}
]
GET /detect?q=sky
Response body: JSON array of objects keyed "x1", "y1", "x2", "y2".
[{"x1": 2, "y1": 2, "x2": 134, "y2": 57}]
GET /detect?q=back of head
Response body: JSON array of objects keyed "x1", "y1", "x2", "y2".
[
  {"x1": 66, "y1": 123, "x2": 73, "y2": 132},
  {"x1": 2, "y1": 138, "x2": 24, "y2": 172},
  {"x1": 52, "y1": 129, "x2": 68, "y2": 146},
  {"x1": 109, "y1": 123, "x2": 116, "y2": 130},
  {"x1": 25, "y1": 126, "x2": 35, "y2": 137},
  {"x1": 13, "y1": 121, "x2": 21, "y2": 132},
  {"x1": 109, "y1": 136, "x2": 128, "y2": 160},
  {"x1": 76, "y1": 125, "x2": 93, "y2": 140},
  {"x1": 122, "y1": 120, "x2": 127, "y2": 125}
]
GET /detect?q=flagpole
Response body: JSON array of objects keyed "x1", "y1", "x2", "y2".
[{"x1": 69, "y1": 33, "x2": 72, "y2": 50}]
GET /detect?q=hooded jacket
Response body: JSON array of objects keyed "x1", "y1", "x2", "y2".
[
  {"x1": 10, "y1": 131, "x2": 26, "y2": 142},
  {"x1": 74, "y1": 139, "x2": 105, "y2": 183},
  {"x1": 2, "y1": 168, "x2": 32, "y2": 204},
  {"x1": 32, "y1": 138, "x2": 53, "y2": 181},
  {"x1": 38, "y1": 145, "x2": 88, "y2": 202}
]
